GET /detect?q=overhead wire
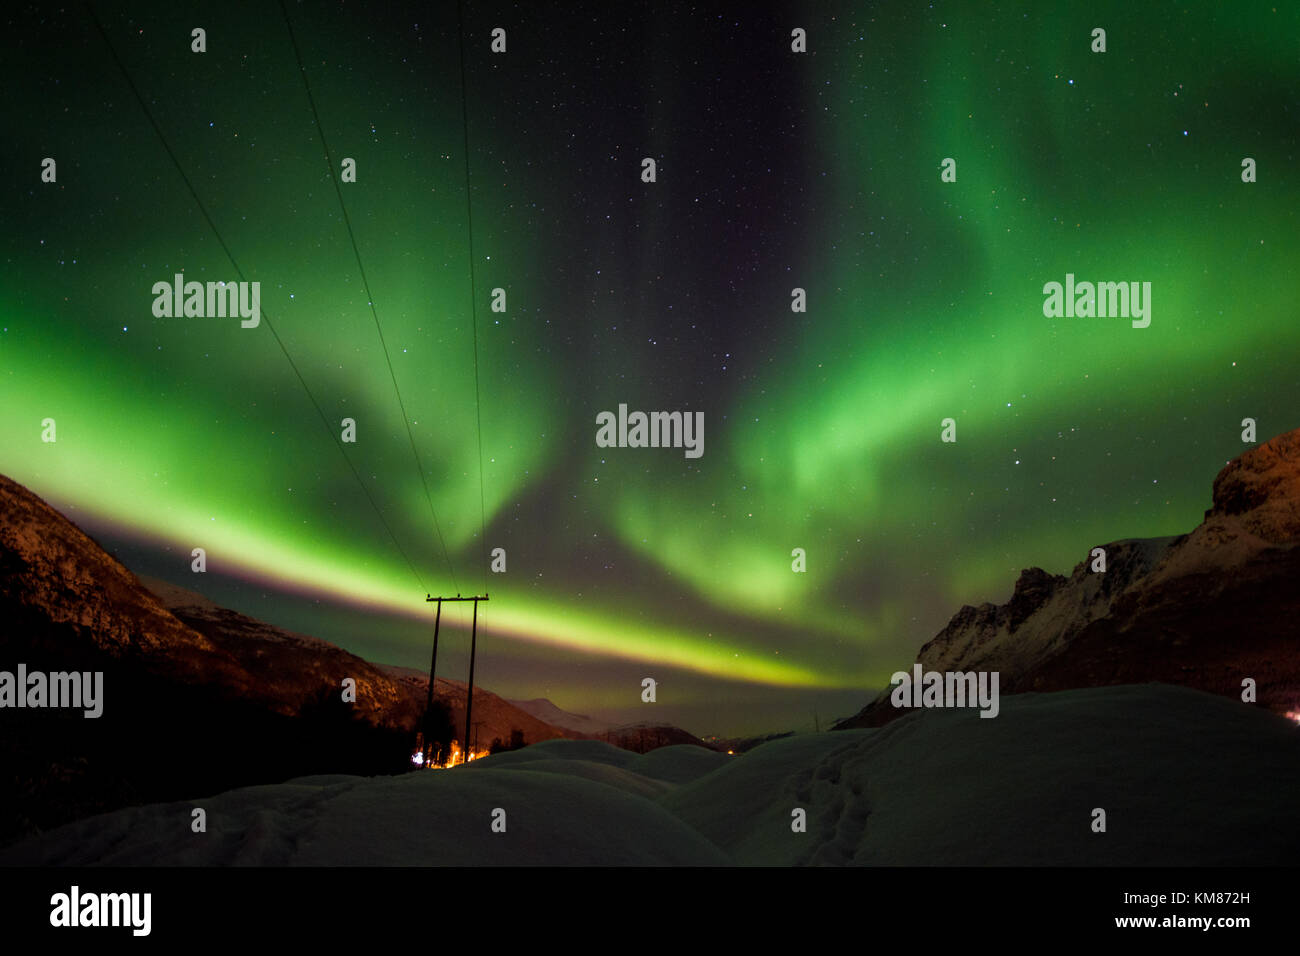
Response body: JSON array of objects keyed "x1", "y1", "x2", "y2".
[
  {"x1": 279, "y1": 0, "x2": 461, "y2": 595},
  {"x1": 86, "y1": 2, "x2": 429, "y2": 593},
  {"x1": 456, "y1": 0, "x2": 491, "y2": 599}
]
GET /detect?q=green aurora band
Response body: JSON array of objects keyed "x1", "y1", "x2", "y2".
[{"x1": 3, "y1": 2, "x2": 1299, "y2": 719}]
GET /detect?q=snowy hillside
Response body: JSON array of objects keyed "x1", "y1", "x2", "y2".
[{"x1": 5, "y1": 683, "x2": 1296, "y2": 866}]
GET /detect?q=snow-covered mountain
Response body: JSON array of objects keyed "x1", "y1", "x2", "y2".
[
  {"x1": 838, "y1": 427, "x2": 1300, "y2": 728},
  {"x1": 507, "y1": 697, "x2": 613, "y2": 736}
]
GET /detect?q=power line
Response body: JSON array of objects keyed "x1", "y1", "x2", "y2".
[
  {"x1": 456, "y1": 0, "x2": 490, "y2": 594},
  {"x1": 279, "y1": 0, "x2": 460, "y2": 596},
  {"x1": 85, "y1": 1, "x2": 428, "y2": 593}
]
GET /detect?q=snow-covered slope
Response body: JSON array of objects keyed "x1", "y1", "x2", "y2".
[
  {"x1": 664, "y1": 684, "x2": 1300, "y2": 866},
  {"x1": 0, "y1": 768, "x2": 728, "y2": 866},
  {"x1": 4, "y1": 684, "x2": 1295, "y2": 866}
]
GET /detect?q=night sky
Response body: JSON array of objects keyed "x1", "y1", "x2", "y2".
[{"x1": 3, "y1": 1, "x2": 1298, "y2": 735}]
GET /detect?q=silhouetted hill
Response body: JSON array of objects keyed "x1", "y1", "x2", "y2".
[
  {"x1": 599, "y1": 722, "x2": 715, "y2": 753},
  {"x1": 0, "y1": 474, "x2": 574, "y2": 845}
]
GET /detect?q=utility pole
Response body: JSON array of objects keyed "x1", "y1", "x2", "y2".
[
  {"x1": 421, "y1": 598, "x2": 444, "y2": 767},
  {"x1": 464, "y1": 595, "x2": 482, "y2": 764},
  {"x1": 424, "y1": 593, "x2": 488, "y2": 767}
]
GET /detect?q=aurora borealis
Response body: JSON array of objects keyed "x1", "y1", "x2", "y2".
[{"x1": 3, "y1": 1, "x2": 1299, "y2": 734}]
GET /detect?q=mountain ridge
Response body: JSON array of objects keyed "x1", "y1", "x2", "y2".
[
  {"x1": 0, "y1": 471, "x2": 581, "y2": 844},
  {"x1": 837, "y1": 428, "x2": 1300, "y2": 728}
]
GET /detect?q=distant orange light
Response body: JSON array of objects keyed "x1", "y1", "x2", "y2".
[{"x1": 413, "y1": 740, "x2": 492, "y2": 769}]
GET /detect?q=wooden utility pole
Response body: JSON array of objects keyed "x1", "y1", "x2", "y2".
[
  {"x1": 421, "y1": 597, "x2": 444, "y2": 767},
  {"x1": 464, "y1": 595, "x2": 481, "y2": 763},
  {"x1": 424, "y1": 593, "x2": 488, "y2": 766}
]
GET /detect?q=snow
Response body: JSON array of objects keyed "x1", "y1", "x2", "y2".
[
  {"x1": 664, "y1": 683, "x2": 1300, "y2": 866},
  {"x1": 473, "y1": 757, "x2": 674, "y2": 800},
  {"x1": 470, "y1": 737, "x2": 643, "y2": 772},
  {"x1": 4, "y1": 684, "x2": 1296, "y2": 866},
  {"x1": 462, "y1": 740, "x2": 732, "y2": 799},
  {"x1": 1, "y1": 770, "x2": 726, "y2": 866},
  {"x1": 634, "y1": 744, "x2": 733, "y2": 784}
]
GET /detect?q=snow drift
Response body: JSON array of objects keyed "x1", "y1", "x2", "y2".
[{"x1": 5, "y1": 683, "x2": 1296, "y2": 866}]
